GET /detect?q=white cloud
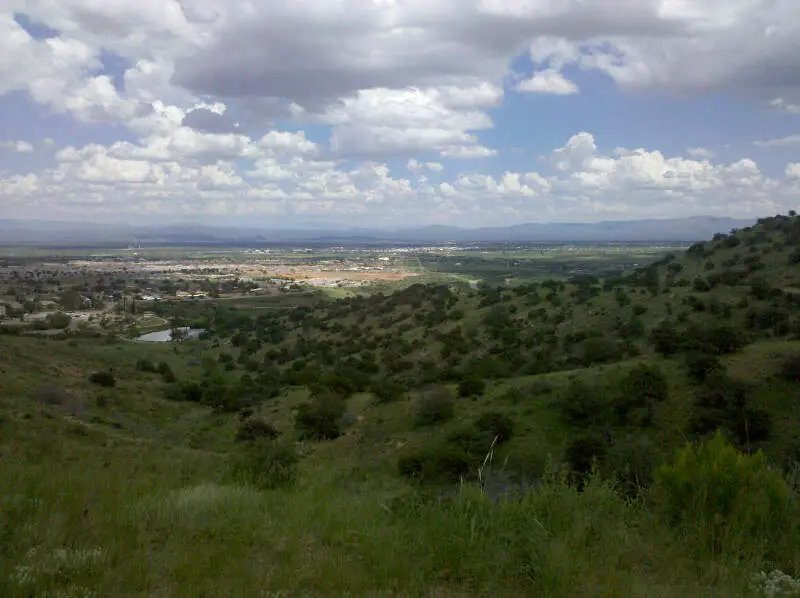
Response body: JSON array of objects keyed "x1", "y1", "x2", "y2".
[
  {"x1": 687, "y1": 147, "x2": 716, "y2": 159},
  {"x1": 0, "y1": 140, "x2": 35, "y2": 153},
  {"x1": 769, "y1": 98, "x2": 800, "y2": 115},
  {"x1": 753, "y1": 135, "x2": 800, "y2": 148},
  {"x1": 4, "y1": 1, "x2": 800, "y2": 224},
  {"x1": 440, "y1": 145, "x2": 497, "y2": 159},
  {"x1": 4, "y1": 131, "x2": 798, "y2": 225},
  {"x1": 320, "y1": 86, "x2": 496, "y2": 157},
  {"x1": 518, "y1": 69, "x2": 579, "y2": 95}
]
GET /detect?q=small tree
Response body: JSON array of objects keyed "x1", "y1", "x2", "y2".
[
  {"x1": 458, "y1": 375, "x2": 486, "y2": 398},
  {"x1": 295, "y1": 393, "x2": 346, "y2": 440},
  {"x1": 565, "y1": 432, "x2": 607, "y2": 476},
  {"x1": 685, "y1": 353, "x2": 722, "y2": 384},
  {"x1": 654, "y1": 432, "x2": 788, "y2": 556},
  {"x1": 650, "y1": 320, "x2": 680, "y2": 356},
  {"x1": 88, "y1": 370, "x2": 115, "y2": 388},
  {"x1": 414, "y1": 385, "x2": 455, "y2": 426},
  {"x1": 475, "y1": 411, "x2": 514, "y2": 444},
  {"x1": 558, "y1": 381, "x2": 607, "y2": 427},
  {"x1": 235, "y1": 418, "x2": 279, "y2": 442}
]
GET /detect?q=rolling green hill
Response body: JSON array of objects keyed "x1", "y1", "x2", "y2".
[{"x1": 3, "y1": 213, "x2": 800, "y2": 597}]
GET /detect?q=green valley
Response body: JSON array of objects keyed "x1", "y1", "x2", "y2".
[{"x1": 3, "y1": 213, "x2": 800, "y2": 597}]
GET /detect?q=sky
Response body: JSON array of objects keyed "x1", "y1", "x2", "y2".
[{"x1": 1, "y1": 0, "x2": 799, "y2": 229}]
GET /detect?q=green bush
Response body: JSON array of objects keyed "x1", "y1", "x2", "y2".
[
  {"x1": 235, "y1": 418, "x2": 279, "y2": 442},
  {"x1": 576, "y1": 336, "x2": 620, "y2": 366},
  {"x1": 135, "y1": 358, "x2": 157, "y2": 372},
  {"x1": 558, "y1": 382, "x2": 608, "y2": 427},
  {"x1": 414, "y1": 385, "x2": 455, "y2": 427},
  {"x1": 164, "y1": 381, "x2": 204, "y2": 403},
  {"x1": 685, "y1": 353, "x2": 723, "y2": 383},
  {"x1": 475, "y1": 411, "x2": 514, "y2": 444},
  {"x1": 157, "y1": 361, "x2": 176, "y2": 383},
  {"x1": 777, "y1": 352, "x2": 800, "y2": 382},
  {"x1": 370, "y1": 379, "x2": 406, "y2": 404},
  {"x1": 606, "y1": 434, "x2": 656, "y2": 496},
  {"x1": 88, "y1": 370, "x2": 115, "y2": 388},
  {"x1": 650, "y1": 320, "x2": 680, "y2": 356},
  {"x1": 397, "y1": 445, "x2": 472, "y2": 482},
  {"x1": 295, "y1": 393, "x2": 346, "y2": 440},
  {"x1": 458, "y1": 376, "x2": 486, "y2": 398},
  {"x1": 230, "y1": 439, "x2": 298, "y2": 490},
  {"x1": 614, "y1": 364, "x2": 668, "y2": 423},
  {"x1": 565, "y1": 432, "x2": 608, "y2": 477},
  {"x1": 654, "y1": 432, "x2": 789, "y2": 556}
]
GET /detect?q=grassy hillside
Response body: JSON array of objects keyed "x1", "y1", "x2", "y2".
[{"x1": 3, "y1": 213, "x2": 800, "y2": 596}]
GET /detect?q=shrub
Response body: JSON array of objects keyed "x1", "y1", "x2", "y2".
[
  {"x1": 458, "y1": 376, "x2": 486, "y2": 398},
  {"x1": 654, "y1": 432, "x2": 789, "y2": 556},
  {"x1": 446, "y1": 427, "x2": 494, "y2": 458},
  {"x1": 576, "y1": 336, "x2": 620, "y2": 366},
  {"x1": 414, "y1": 385, "x2": 455, "y2": 426},
  {"x1": 230, "y1": 439, "x2": 298, "y2": 490},
  {"x1": 565, "y1": 432, "x2": 608, "y2": 476},
  {"x1": 135, "y1": 358, "x2": 157, "y2": 372},
  {"x1": 606, "y1": 434, "x2": 657, "y2": 496},
  {"x1": 778, "y1": 352, "x2": 800, "y2": 382},
  {"x1": 164, "y1": 381, "x2": 204, "y2": 403},
  {"x1": 614, "y1": 364, "x2": 667, "y2": 425},
  {"x1": 33, "y1": 384, "x2": 72, "y2": 406},
  {"x1": 235, "y1": 418, "x2": 279, "y2": 442},
  {"x1": 370, "y1": 379, "x2": 406, "y2": 404},
  {"x1": 157, "y1": 361, "x2": 175, "y2": 383},
  {"x1": 397, "y1": 445, "x2": 472, "y2": 482},
  {"x1": 295, "y1": 393, "x2": 346, "y2": 440},
  {"x1": 88, "y1": 370, "x2": 115, "y2": 388},
  {"x1": 650, "y1": 320, "x2": 680, "y2": 356},
  {"x1": 475, "y1": 411, "x2": 514, "y2": 444},
  {"x1": 737, "y1": 408, "x2": 773, "y2": 445},
  {"x1": 685, "y1": 353, "x2": 723, "y2": 384},
  {"x1": 558, "y1": 381, "x2": 608, "y2": 427}
]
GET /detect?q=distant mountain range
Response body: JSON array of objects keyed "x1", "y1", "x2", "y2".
[{"x1": 0, "y1": 216, "x2": 757, "y2": 246}]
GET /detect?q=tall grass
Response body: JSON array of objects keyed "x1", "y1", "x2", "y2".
[{"x1": 1, "y1": 439, "x2": 781, "y2": 597}]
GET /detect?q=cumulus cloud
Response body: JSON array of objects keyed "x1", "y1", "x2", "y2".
[
  {"x1": 3, "y1": 1, "x2": 800, "y2": 224},
  {"x1": 518, "y1": 69, "x2": 579, "y2": 95},
  {"x1": 440, "y1": 145, "x2": 498, "y2": 159},
  {"x1": 0, "y1": 140, "x2": 35, "y2": 153},
  {"x1": 687, "y1": 147, "x2": 716, "y2": 159}
]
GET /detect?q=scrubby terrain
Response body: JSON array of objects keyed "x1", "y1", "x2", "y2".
[{"x1": 3, "y1": 213, "x2": 800, "y2": 597}]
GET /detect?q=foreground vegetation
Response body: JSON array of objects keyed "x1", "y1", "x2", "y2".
[{"x1": 3, "y1": 213, "x2": 800, "y2": 596}]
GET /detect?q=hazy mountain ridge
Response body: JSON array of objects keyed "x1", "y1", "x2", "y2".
[{"x1": 0, "y1": 216, "x2": 755, "y2": 245}]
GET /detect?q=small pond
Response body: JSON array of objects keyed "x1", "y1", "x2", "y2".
[{"x1": 136, "y1": 327, "x2": 205, "y2": 342}]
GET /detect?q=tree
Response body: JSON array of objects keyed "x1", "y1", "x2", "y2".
[
  {"x1": 414, "y1": 385, "x2": 455, "y2": 427},
  {"x1": 685, "y1": 353, "x2": 722, "y2": 384},
  {"x1": 566, "y1": 432, "x2": 607, "y2": 476},
  {"x1": 475, "y1": 411, "x2": 514, "y2": 444},
  {"x1": 558, "y1": 381, "x2": 608, "y2": 427},
  {"x1": 295, "y1": 393, "x2": 346, "y2": 440},
  {"x1": 236, "y1": 418, "x2": 279, "y2": 442},
  {"x1": 458, "y1": 375, "x2": 486, "y2": 398},
  {"x1": 650, "y1": 320, "x2": 679, "y2": 356},
  {"x1": 89, "y1": 370, "x2": 115, "y2": 388},
  {"x1": 47, "y1": 312, "x2": 72, "y2": 330}
]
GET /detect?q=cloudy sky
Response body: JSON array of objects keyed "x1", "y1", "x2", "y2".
[{"x1": 1, "y1": 0, "x2": 799, "y2": 228}]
